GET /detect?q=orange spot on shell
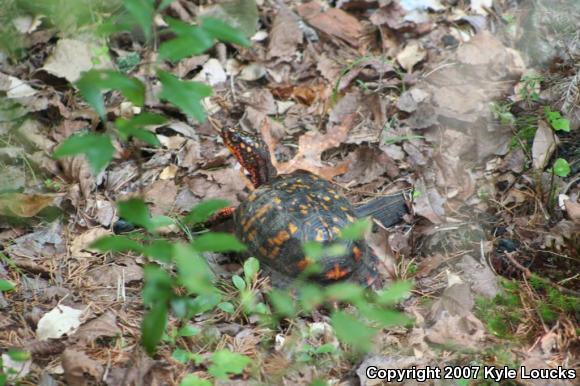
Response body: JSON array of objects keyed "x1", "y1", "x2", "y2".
[
  {"x1": 242, "y1": 203, "x2": 272, "y2": 232},
  {"x1": 315, "y1": 229, "x2": 325, "y2": 242},
  {"x1": 269, "y1": 230, "x2": 291, "y2": 246},
  {"x1": 325, "y1": 264, "x2": 350, "y2": 280},
  {"x1": 288, "y1": 223, "x2": 298, "y2": 235},
  {"x1": 352, "y1": 246, "x2": 362, "y2": 262}
]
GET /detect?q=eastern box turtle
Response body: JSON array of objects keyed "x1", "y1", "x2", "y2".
[{"x1": 218, "y1": 127, "x2": 385, "y2": 288}]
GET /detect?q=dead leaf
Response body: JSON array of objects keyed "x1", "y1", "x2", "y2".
[
  {"x1": 413, "y1": 178, "x2": 446, "y2": 224},
  {"x1": 199, "y1": 0, "x2": 259, "y2": 37},
  {"x1": 70, "y1": 228, "x2": 111, "y2": 258},
  {"x1": 316, "y1": 53, "x2": 342, "y2": 82},
  {"x1": 270, "y1": 84, "x2": 325, "y2": 106},
  {"x1": 159, "y1": 164, "x2": 178, "y2": 180},
  {"x1": 429, "y1": 282, "x2": 474, "y2": 319},
  {"x1": 6, "y1": 222, "x2": 65, "y2": 261},
  {"x1": 73, "y1": 311, "x2": 121, "y2": 344},
  {"x1": 143, "y1": 179, "x2": 178, "y2": 216},
  {"x1": 104, "y1": 348, "x2": 156, "y2": 386},
  {"x1": 87, "y1": 261, "x2": 144, "y2": 287},
  {"x1": 470, "y1": 0, "x2": 493, "y2": 15},
  {"x1": 239, "y1": 63, "x2": 267, "y2": 81},
  {"x1": 241, "y1": 88, "x2": 277, "y2": 114},
  {"x1": 16, "y1": 119, "x2": 55, "y2": 151},
  {"x1": 37, "y1": 305, "x2": 84, "y2": 340},
  {"x1": 532, "y1": 120, "x2": 558, "y2": 170},
  {"x1": 41, "y1": 38, "x2": 112, "y2": 83},
  {"x1": 61, "y1": 349, "x2": 103, "y2": 386},
  {"x1": 58, "y1": 155, "x2": 96, "y2": 198},
  {"x1": 563, "y1": 199, "x2": 580, "y2": 224},
  {"x1": 0, "y1": 193, "x2": 55, "y2": 217},
  {"x1": 262, "y1": 115, "x2": 356, "y2": 180},
  {"x1": 193, "y1": 58, "x2": 227, "y2": 86},
  {"x1": 425, "y1": 313, "x2": 486, "y2": 350},
  {"x1": 297, "y1": 1, "x2": 363, "y2": 47},
  {"x1": 0, "y1": 73, "x2": 36, "y2": 98},
  {"x1": 456, "y1": 255, "x2": 500, "y2": 298},
  {"x1": 193, "y1": 168, "x2": 248, "y2": 205},
  {"x1": 268, "y1": 8, "x2": 303, "y2": 59},
  {"x1": 396, "y1": 88, "x2": 430, "y2": 113},
  {"x1": 396, "y1": 41, "x2": 426, "y2": 72},
  {"x1": 339, "y1": 146, "x2": 399, "y2": 185},
  {"x1": 337, "y1": 58, "x2": 396, "y2": 92},
  {"x1": 456, "y1": 31, "x2": 525, "y2": 76}
]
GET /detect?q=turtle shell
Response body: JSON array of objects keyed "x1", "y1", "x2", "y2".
[{"x1": 233, "y1": 170, "x2": 378, "y2": 287}]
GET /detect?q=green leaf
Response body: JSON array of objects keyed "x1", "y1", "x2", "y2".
[
  {"x1": 180, "y1": 374, "x2": 212, "y2": 386},
  {"x1": 159, "y1": 18, "x2": 215, "y2": 61},
  {"x1": 148, "y1": 215, "x2": 175, "y2": 230},
  {"x1": 545, "y1": 108, "x2": 571, "y2": 132},
  {"x1": 142, "y1": 265, "x2": 173, "y2": 306},
  {"x1": 115, "y1": 113, "x2": 165, "y2": 146},
  {"x1": 7, "y1": 349, "x2": 30, "y2": 362},
  {"x1": 90, "y1": 235, "x2": 144, "y2": 253},
  {"x1": 232, "y1": 275, "x2": 246, "y2": 291},
  {"x1": 299, "y1": 284, "x2": 324, "y2": 311},
  {"x1": 339, "y1": 218, "x2": 371, "y2": 241},
  {"x1": 143, "y1": 240, "x2": 173, "y2": 262},
  {"x1": 174, "y1": 244, "x2": 215, "y2": 295},
  {"x1": 313, "y1": 344, "x2": 336, "y2": 355},
  {"x1": 177, "y1": 324, "x2": 199, "y2": 337},
  {"x1": 158, "y1": 70, "x2": 212, "y2": 122},
  {"x1": 243, "y1": 257, "x2": 260, "y2": 284},
  {"x1": 358, "y1": 304, "x2": 414, "y2": 327},
  {"x1": 376, "y1": 281, "x2": 412, "y2": 305},
  {"x1": 191, "y1": 232, "x2": 246, "y2": 253},
  {"x1": 553, "y1": 158, "x2": 571, "y2": 177},
  {"x1": 185, "y1": 199, "x2": 230, "y2": 225},
  {"x1": 118, "y1": 198, "x2": 151, "y2": 230},
  {"x1": 159, "y1": 0, "x2": 176, "y2": 10},
  {"x1": 268, "y1": 289, "x2": 296, "y2": 317},
  {"x1": 188, "y1": 292, "x2": 221, "y2": 315},
  {"x1": 123, "y1": 0, "x2": 155, "y2": 41},
  {"x1": 551, "y1": 118, "x2": 570, "y2": 132},
  {"x1": 0, "y1": 279, "x2": 15, "y2": 292},
  {"x1": 53, "y1": 133, "x2": 114, "y2": 174},
  {"x1": 208, "y1": 350, "x2": 251, "y2": 379},
  {"x1": 116, "y1": 199, "x2": 173, "y2": 233},
  {"x1": 76, "y1": 70, "x2": 145, "y2": 118},
  {"x1": 218, "y1": 301, "x2": 235, "y2": 313},
  {"x1": 200, "y1": 17, "x2": 251, "y2": 46},
  {"x1": 330, "y1": 311, "x2": 377, "y2": 352},
  {"x1": 172, "y1": 348, "x2": 190, "y2": 364},
  {"x1": 324, "y1": 282, "x2": 365, "y2": 303},
  {"x1": 141, "y1": 303, "x2": 168, "y2": 356},
  {"x1": 303, "y1": 242, "x2": 348, "y2": 262}
]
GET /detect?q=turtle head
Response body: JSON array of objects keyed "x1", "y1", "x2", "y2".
[{"x1": 221, "y1": 127, "x2": 277, "y2": 188}]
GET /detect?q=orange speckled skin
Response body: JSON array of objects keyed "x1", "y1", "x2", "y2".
[{"x1": 221, "y1": 128, "x2": 379, "y2": 288}]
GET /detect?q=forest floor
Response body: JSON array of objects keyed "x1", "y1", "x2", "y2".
[{"x1": 0, "y1": 0, "x2": 578, "y2": 385}]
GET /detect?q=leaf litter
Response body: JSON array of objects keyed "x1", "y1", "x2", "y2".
[{"x1": 0, "y1": 0, "x2": 579, "y2": 384}]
